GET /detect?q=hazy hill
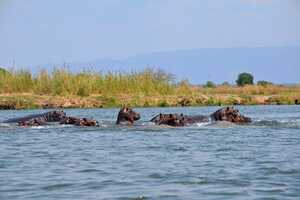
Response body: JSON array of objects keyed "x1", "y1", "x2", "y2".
[{"x1": 5, "y1": 46, "x2": 296, "y2": 84}]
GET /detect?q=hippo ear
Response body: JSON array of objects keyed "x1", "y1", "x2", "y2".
[{"x1": 226, "y1": 107, "x2": 230, "y2": 111}]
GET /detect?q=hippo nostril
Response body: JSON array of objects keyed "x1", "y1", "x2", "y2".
[
  {"x1": 136, "y1": 114, "x2": 141, "y2": 120},
  {"x1": 245, "y1": 117, "x2": 252, "y2": 123}
]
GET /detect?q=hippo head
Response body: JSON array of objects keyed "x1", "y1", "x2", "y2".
[
  {"x1": 60, "y1": 116, "x2": 99, "y2": 126},
  {"x1": 47, "y1": 110, "x2": 67, "y2": 122},
  {"x1": 18, "y1": 118, "x2": 46, "y2": 127},
  {"x1": 150, "y1": 113, "x2": 185, "y2": 127},
  {"x1": 80, "y1": 118, "x2": 99, "y2": 126},
  {"x1": 116, "y1": 107, "x2": 141, "y2": 125},
  {"x1": 212, "y1": 107, "x2": 251, "y2": 123},
  {"x1": 60, "y1": 116, "x2": 79, "y2": 124}
]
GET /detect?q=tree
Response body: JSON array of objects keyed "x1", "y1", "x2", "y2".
[
  {"x1": 236, "y1": 72, "x2": 254, "y2": 86},
  {"x1": 221, "y1": 81, "x2": 230, "y2": 86},
  {"x1": 204, "y1": 81, "x2": 216, "y2": 88}
]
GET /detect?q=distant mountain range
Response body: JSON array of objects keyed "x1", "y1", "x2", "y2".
[{"x1": 24, "y1": 46, "x2": 300, "y2": 84}]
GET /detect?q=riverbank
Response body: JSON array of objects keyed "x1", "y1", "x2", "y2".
[
  {"x1": 0, "y1": 92, "x2": 299, "y2": 110},
  {"x1": 1, "y1": 68, "x2": 299, "y2": 109}
]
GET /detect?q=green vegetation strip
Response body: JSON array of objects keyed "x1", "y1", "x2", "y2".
[{"x1": 0, "y1": 68, "x2": 299, "y2": 109}]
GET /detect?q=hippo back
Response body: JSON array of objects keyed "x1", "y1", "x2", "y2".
[
  {"x1": 183, "y1": 115, "x2": 210, "y2": 124},
  {"x1": 151, "y1": 113, "x2": 210, "y2": 126},
  {"x1": 3, "y1": 110, "x2": 66, "y2": 123}
]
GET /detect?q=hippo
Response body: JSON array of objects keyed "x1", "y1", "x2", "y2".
[
  {"x1": 212, "y1": 107, "x2": 251, "y2": 123},
  {"x1": 152, "y1": 113, "x2": 185, "y2": 127},
  {"x1": 18, "y1": 118, "x2": 48, "y2": 127},
  {"x1": 116, "y1": 107, "x2": 141, "y2": 125},
  {"x1": 3, "y1": 110, "x2": 99, "y2": 127},
  {"x1": 150, "y1": 107, "x2": 251, "y2": 127},
  {"x1": 3, "y1": 110, "x2": 67, "y2": 124},
  {"x1": 150, "y1": 113, "x2": 210, "y2": 126},
  {"x1": 60, "y1": 116, "x2": 99, "y2": 126}
]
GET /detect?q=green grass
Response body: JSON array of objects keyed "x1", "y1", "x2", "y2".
[
  {"x1": 0, "y1": 68, "x2": 175, "y2": 96},
  {"x1": 0, "y1": 67, "x2": 299, "y2": 109}
]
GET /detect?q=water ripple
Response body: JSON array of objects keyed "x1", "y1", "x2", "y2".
[{"x1": 1, "y1": 106, "x2": 300, "y2": 200}]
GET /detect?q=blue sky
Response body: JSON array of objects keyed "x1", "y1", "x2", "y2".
[{"x1": 0, "y1": 0, "x2": 300, "y2": 67}]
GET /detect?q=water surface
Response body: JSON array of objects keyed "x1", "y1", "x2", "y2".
[{"x1": 1, "y1": 106, "x2": 300, "y2": 200}]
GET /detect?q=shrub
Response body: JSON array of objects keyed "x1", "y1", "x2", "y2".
[
  {"x1": 257, "y1": 80, "x2": 273, "y2": 87},
  {"x1": 0, "y1": 67, "x2": 10, "y2": 76}
]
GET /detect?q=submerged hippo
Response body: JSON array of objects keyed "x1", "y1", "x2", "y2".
[
  {"x1": 150, "y1": 113, "x2": 185, "y2": 126},
  {"x1": 150, "y1": 107, "x2": 251, "y2": 127},
  {"x1": 18, "y1": 118, "x2": 48, "y2": 126},
  {"x1": 211, "y1": 107, "x2": 251, "y2": 123},
  {"x1": 60, "y1": 116, "x2": 99, "y2": 126},
  {"x1": 3, "y1": 110, "x2": 66, "y2": 124},
  {"x1": 116, "y1": 107, "x2": 141, "y2": 125},
  {"x1": 3, "y1": 110, "x2": 99, "y2": 127}
]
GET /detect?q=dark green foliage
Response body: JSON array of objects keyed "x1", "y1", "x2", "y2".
[
  {"x1": 236, "y1": 72, "x2": 254, "y2": 86},
  {"x1": 257, "y1": 80, "x2": 273, "y2": 86},
  {"x1": 158, "y1": 100, "x2": 168, "y2": 107},
  {"x1": 221, "y1": 81, "x2": 230, "y2": 86},
  {"x1": 77, "y1": 87, "x2": 89, "y2": 97},
  {"x1": 0, "y1": 67, "x2": 10, "y2": 75},
  {"x1": 204, "y1": 81, "x2": 216, "y2": 88}
]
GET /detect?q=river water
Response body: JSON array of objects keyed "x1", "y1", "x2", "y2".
[{"x1": 0, "y1": 106, "x2": 300, "y2": 200}]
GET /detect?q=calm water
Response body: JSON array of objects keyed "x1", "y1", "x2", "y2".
[{"x1": 1, "y1": 106, "x2": 300, "y2": 200}]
